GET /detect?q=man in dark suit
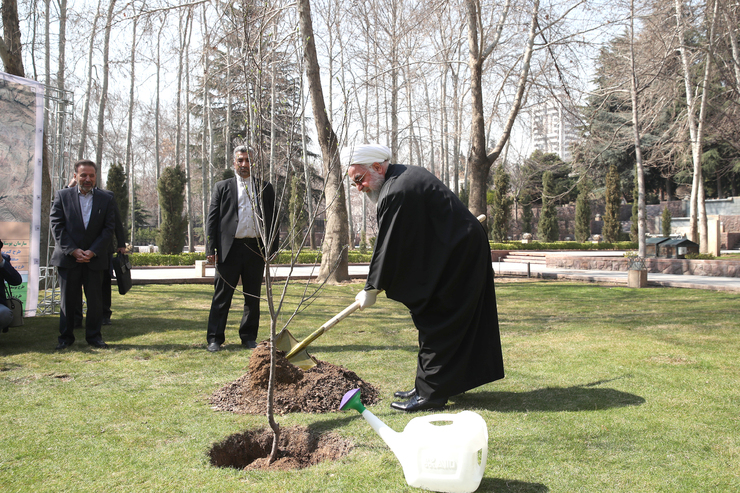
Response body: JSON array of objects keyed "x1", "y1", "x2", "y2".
[
  {"x1": 50, "y1": 160, "x2": 116, "y2": 349},
  {"x1": 205, "y1": 145, "x2": 278, "y2": 352},
  {"x1": 66, "y1": 180, "x2": 127, "y2": 328}
]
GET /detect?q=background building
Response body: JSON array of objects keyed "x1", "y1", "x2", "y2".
[{"x1": 530, "y1": 97, "x2": 579, "y2": 162}]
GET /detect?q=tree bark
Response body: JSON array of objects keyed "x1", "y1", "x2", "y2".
[
  {"x1": 629, "y1": 0, "x2": 647, "y2": 257},
  {"x1": 78, "y1": 0, "x2": 102, "y2": 160},
  {"x1": 95, "y1": 0, "x2": 117, "y2": 166},
  {"x1": 298, "y1": 0, "x2": 350, "y2": 284}
]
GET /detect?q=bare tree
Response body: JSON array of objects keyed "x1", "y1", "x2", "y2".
[
  {"x1": 466, "y1": 0, "x2": 537, "y2": 218},
  {"x1": 77, "y1": 0, "x2": 102, "y2": 161},
  {"x1": 298, "y1": 0, "x2": 350, "y2": 284},
  {"x1": 675, "y1": 0, "x2": 719, "y2": 251},
  {"x1": 94, "y1": 0, "x2": 117, "y2": 166}
]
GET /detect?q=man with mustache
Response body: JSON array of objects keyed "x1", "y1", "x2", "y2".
[
  {"x1": 344, "y1": 143, "x2": 504, "y2": 412},
  {"x1": 50, "y1": 160, "x2": 116, "y2": 349}
]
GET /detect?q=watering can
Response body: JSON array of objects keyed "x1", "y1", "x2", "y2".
[{"x1": 340, "y1": 389, "x2": 487, "y2": 493}]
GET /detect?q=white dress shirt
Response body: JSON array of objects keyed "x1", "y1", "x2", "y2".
[{"x1": 235, "y1": 176, "x2": 258, "y2": 238}]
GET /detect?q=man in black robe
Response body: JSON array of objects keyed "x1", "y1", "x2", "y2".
[{"x1": 344, "y1": 143, "x2": 504, "y2": 412}]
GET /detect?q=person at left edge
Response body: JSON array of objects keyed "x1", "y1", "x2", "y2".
[
  {"x1": 50, "y1": 159, "x2": 116, "y2": 349},
  {"x1": 205, "y1": 145, "x2": 278, "y2": 352},
  {"x1": 0, "y1": 240, "x2": 23, "y2": 333}
]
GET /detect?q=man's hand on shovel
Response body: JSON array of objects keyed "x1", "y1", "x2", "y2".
[{"x1": 355, "y1": 288, "x2": 381, "y2": 309}]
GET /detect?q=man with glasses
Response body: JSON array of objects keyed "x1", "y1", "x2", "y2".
[{"x1": 344, "y1": 143, "x2": 504, "y2": 412}]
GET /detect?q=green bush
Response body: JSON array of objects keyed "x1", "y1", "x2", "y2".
[
  {"x1": 129, "y1": 252, "x2": 206, "y2": 266},
  {"x1": 128, "y1": 241, "x2": 636, "y2": 267},
  {"x1": 489, "y1": 241, "x2": 636, "y2": 251},
  {"x1": 685, "y1": 253, "x2": 716, "y2": 260}
]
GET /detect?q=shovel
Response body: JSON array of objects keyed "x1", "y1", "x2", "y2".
[
  {"x1": 276, "y1": 214, "x2": 486, "y2": 370},
  {"x1": 275, "y1": 292, "x2": 382, "y2": 370}
]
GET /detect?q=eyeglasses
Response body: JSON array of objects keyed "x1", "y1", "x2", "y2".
[{"x1": 350, "y1": 170, "x2": 368, "y2": 186}]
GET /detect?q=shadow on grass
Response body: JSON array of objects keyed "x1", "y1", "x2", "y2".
[
  {"x1": 452, "y1": 380, "x2": 645, "y2": 413},
  {"x1": 479, "y1": 478, "x2": 549, "y2": 492}
]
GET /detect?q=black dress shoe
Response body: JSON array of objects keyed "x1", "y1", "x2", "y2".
[
  {"x1": 242, "y1": 340, "x2": 257, "y2": 349},
  {"x1": 394, "y1": 387, "x2": 417, "y2": 399},
  {"x1": 390, "y1": 394, "x2": 447, "y2": 413},
  {"x1": 88, "y1": 340, "x2": 109, "y2": 349},
  {"x1": 55, "y1": 341, "x2": 73, "y2": 350},
  {"x1": 102, "y1": 318, "x2": 111, "y2": 326},
  {"x1": 207, "y1": 342, "x2": 221, "y2": 352}
]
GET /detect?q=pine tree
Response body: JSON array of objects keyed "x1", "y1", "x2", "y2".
[
  {"x1": 105, "y1": 162, "x2": 129, "y2": 234},
  {"x1": 538, "y1": 171, "x2": 559, "y2": 242},
  {"x1": 288, "y1": 172, "x2": 308, "y2": 251},
  {"x1": 575, "y1": 178, "x2": 592, "y2": 243},
  {"x1": 490, "y1": 164, "x2": 511, "y2": 242},
  {"x1": 520, "y1": 192, "x2": 533, "y2": 234},
  {"x1": 603, "y1": 164, "x2": 622, "y2": 243},
  {"x1": 157, "y1": 165, "x2": 188, "y2": 254},
  {"x1": 661, "y1": 207, "x2": 672, "y2": 237}
]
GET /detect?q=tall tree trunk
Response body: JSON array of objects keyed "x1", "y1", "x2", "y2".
[
  {"x1": 629, "y1": 0, "x2": 647, "y2": 257},
  {"x1": 201, "y1": 5, "x2": 211, "y2": 236},
  {"x1": 125, "y1": 14, "x2": 138, "y2": 245},
  {"x1": 675, "y1": 0, "x2": 717, "y2": 251},
  {"x1": 78, "y1": 0, "x2": 102, "y2": 160},
  {"x1": 1, "y1": 0, "x2": 26, "y2": 76},
  {"x1": 298, "y1": 0, "x2": 350, "y2": 284},
  {"x1": 185, "y1": 15, "x2": 194, "y2": 253},
  {"x1": 95, "y1": 0, "x2": 117, "y2": 166},
  {"x1": 466, "y1": 0, "x2": 533, "y2": 218},
  {"x1": 155, "y1": 14, "x2": 165, "y2": 227}
]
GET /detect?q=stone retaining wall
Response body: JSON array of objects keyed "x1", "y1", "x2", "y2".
[{"x1": 545, "y1": 254, "x2": 740, "y2": 277}]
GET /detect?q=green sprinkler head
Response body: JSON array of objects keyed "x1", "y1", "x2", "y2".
[{"x1": 339, "y1": 388, "x2": 366, "y2": 414}]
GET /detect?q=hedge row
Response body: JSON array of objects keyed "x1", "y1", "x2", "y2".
[{"x1": 128, "y1": 242, "x2": 636, "y2": 267}]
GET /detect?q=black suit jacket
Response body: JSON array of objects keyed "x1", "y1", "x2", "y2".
[
  {"x1": 49, "y1": 187, "x2": 116, "y2": 270},
  {"x1": 206, "y1": 177, "x2": 278, "y2": 264},
  {"x1": 100, "y1": 189, "x2": 127, "y2": 253}
]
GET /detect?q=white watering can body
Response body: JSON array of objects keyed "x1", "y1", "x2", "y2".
[{"x1": 342, "y1": 389, "x2": 487, "y2": 493}]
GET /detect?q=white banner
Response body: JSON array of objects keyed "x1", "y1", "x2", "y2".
[{"x1": 0, "y1": 71, "x2": 45, "y2": 317}]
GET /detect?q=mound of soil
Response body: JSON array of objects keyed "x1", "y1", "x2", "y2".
[
  {"x1": 209, "y1": 342, "x2": 380, "y2": 415},
  {"x1": 209, "y1": 425, "x2": 354, "y2": 471}
]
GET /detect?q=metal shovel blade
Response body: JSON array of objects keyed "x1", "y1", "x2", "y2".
[{"x1": 275, "y1": 328, "x2": 318, "y2": 370}]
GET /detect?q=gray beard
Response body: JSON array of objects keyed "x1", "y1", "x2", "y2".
[{"x1": 366, "y1": 188, "x2": 381, "y2": 204}]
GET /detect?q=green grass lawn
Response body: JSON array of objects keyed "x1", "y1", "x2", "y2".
[{"x1": 1, "y1": 280, "x2": 739, "y2": 492}]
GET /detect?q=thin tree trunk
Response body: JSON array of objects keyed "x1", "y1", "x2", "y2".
[
  {"x1": 676, "y1": 0, "x2": 717, "y2": 251},
  {"x1": 125, "y1": 14, "x2": 138, "y2": 245},
  {"x1": 95, "y1": 0, "x2": 117, "y2": 166},
  {"x1": 629, "y1": 0, "x2": 646, "y2": 257},
  {"x1": 155, "y1": 14, "x2": 164, "y2": 227},
  {"x1": 78, "y1": 0, "x2": 102, "y2": 161},
  {"x1": 185, "y1": 14, "x2": 194, "y2": 253}
]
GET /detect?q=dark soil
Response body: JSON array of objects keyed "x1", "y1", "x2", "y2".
[
  {"x1": 209, "y1": 425, "x2": 354, "y2": 471},
  {"x1": 208, "y1": 342, "x2": 380, "y2": 471},
  {"x1": 209, "y1": 342, "x2": 380, "y2": 415}
]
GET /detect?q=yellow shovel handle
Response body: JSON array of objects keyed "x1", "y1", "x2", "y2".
[{"x1": 285, "y1": 291, "x2": 383, "y2": 361}]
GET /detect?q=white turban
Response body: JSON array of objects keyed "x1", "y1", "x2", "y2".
[{"x1": 341, "y1": 143, "x2": 392, "y2": 167}]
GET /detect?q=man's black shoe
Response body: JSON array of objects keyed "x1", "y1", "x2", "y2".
[
  {"x1": 88, "y1": 340, "x2": 109, "y2": 349},
  {"x1": 55, "y1": 341, "x2": 73, "y2": 350},
  {"x1": 242, "y1": 340, "x2": 257, "y2": 349},
  {"x1": 394, "y1": 387, "x2": 417, "y2": 399},
  {"x1": 207, "y1": 342, "x2": 221, "y2": 352},
  {"x1": 102, "y1": 318, "x2": 111, "y2": 325},
  {"x1": 390, "y1": 394, "x2": 447, "y2": 413}
]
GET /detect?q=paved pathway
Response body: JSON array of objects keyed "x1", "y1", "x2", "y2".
[{"x1": 129, "y1": 256, "x2": 740, "y2": 293}]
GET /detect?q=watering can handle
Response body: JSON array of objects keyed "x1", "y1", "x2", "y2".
[{"x1": 285, "y1": 290, "x2": 384, "y2": 361}]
